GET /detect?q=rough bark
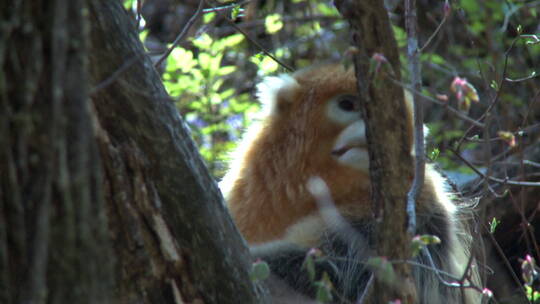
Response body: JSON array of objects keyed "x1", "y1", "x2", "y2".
[
  {"x1": 334, "y1": 0, "x2": 416, "y2": 303},
  {"x1": 1, "y1": 1, "x2": 263, "y2": 303},
  {"x1": 87, "y1": 1, "x2": 262, "y2": 304},
  {"x1": 0, "y1": 1, "x2": 113, "y2": 303}
]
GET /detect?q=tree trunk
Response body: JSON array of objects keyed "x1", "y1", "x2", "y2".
[
  {"x1": 1, "y1": 1, "x2": 263, "y2": 303},
  {"x1": 0, "y1": 1, "x2": 113, "y2": 303}
]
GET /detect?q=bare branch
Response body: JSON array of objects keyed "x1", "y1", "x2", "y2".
[
  {"x1": 405, "y1": 0, "x2": 422, "y2": 235},
  {"x1": 392, "y1": 81, "x2": 485, "y2": 128},
  {"x1": 419, "y1": 0, "x2": 450, "y2": 53},
  {"x1": 206, "y1": 0, "x2": 294, "y2": 72},
  {"x1": 451, "y1": 150, "x2": 540, "y2": 187},
  {"x1": 154, "y1": 0, "x2": 205, "y2": 68}
]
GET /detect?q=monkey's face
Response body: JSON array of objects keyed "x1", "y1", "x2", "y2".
[
  {"x1": 326, "y1": 94, "x2": 368, "y2": 171},
  {"x1": 224, "y1": 64, "x2": 372, "y2": 242},
  {"x1": 255, "y1": 64, "x2": 372, "y2": 208},
  {"x1": 280, "y1": 64, "x2": 368, "y2": 176}
]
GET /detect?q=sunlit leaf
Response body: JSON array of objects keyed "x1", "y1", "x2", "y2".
[
  {"x1": 221, "y1": 34, "x2": 244, "y2": 47},
  {"x1": 259, "y1": 56, "x2": 279, "y2": 74},
  {"x1": 217, "y1": 66, "x2": 236, "y2": 76},
  {"x1": 265, "y1": 14, "x2": 283, "y2": 34},
  {"x1": 203, "y1": 12, "x2": 216, "y2": 24},
  {"x1": 489, "y1": 217, "x2": 500, "y2": 234},
  {"x1": 168, "y1": 48, "x2": 196, "y2": 72},
  {"x1": 192, "y1": 33, "x2": 213, "y2": 50}
]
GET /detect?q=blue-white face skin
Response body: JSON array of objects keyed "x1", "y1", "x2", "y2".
[{"x1": 326, "y1": 94, "x2": 369, "y2": 171}]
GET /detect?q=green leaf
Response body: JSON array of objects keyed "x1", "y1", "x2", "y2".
[
  {"x1": 392, "y1": 25, "x2": 407, "y2": 48},
  {"x1": 490, "y1": 80, "x2": 499, "y2": 90},
  {"x1": 138, "y1": 29, "x2": 149, "y2": 42},
  {"x1": 420, "y1": 53, "x2": 446, "y2": 65},
  {"x1": 265, "y1": 14, "x2": 283, "y2": 34},
  {"x1": 303, "y1": 252, "x2": 316, "y2": 281},
  {"x1": 250, "y1": 260, "x2": 270, "y2": 281},
  {"x1": 192, "y1": 33, "x2": 213, "y2": 50},
  {"x1": 314, "y1": 273, "x2": 333, "y2": 303},
  {"x1": 366, "y1": 257, "x2": 396, "y2": 285},
  {"x1": 489, "y1": 217, "x2": 500, "y2": 234},
  {"x1": 217, "y1": 66, "x2": 236, "y2": 76},
  {"x1": 123, "y1": 0, "x2": 135, "y2": 10},
  {"x1": 231, "y1": 7, "x2": 241, "y2": 20},
  {"x1": 168, "y1": 48, "x2": 196, "y2": 72},
  {"x1": 203, "y1": 12, "x2": 216, "y2": 24},
  {"x1": 219, "y1": 88, "x2": 235, "y2": 100},
  {"x1": 259, "y1": 56, "x2": 279, "y2": 74},
  {"x1": 221, "y1": 34, "x2": 244, "y2": 47},
  {"x1": 198, "y1": 53, "x2": 212, "y2": 71},
  {"x1": 315, "y1": 2, "x2": 339, "y2": 16},
  {"x1": 429, "y1": 148, "x2": 440, "y2": 161}
]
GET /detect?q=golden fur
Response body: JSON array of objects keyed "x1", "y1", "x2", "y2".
[
  {"x1": 224, "y1": 65, "x2": 370, "y2": 243},
  {"x1": 222, "y1": 64, "x2": 481, "y2": 303}
]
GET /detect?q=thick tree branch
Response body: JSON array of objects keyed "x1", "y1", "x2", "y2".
[
  {"x1": 1, "y1": 1, "x2": 113, "y2": 303},
  {"x1": 334, "y1": 0, "x2": 416, "y2": 302}
]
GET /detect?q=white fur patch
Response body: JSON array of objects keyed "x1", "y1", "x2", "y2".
[
  {"x1": 332, "y1": 121, "x2": 369, "y2": 171},
  {"x1": 219, "y1": 120, "x2": 264, "y2": 201},
  {"x1": 257, "y1": 75, "x2": 300, "y2": 116},
  {"x1": 337, "y1": 148, "x2": 369, "y2": 171},
  {"x1": 282, "y1": 214, "x2": 327, "y2": 248}
]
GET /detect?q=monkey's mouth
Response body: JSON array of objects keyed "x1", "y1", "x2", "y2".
[
  {"x1": 331, "y1": 144, "x2": 369, "y2": 171},
  {"x1": 331, "y1": 121, "x2": 369, "y2": 171},
  {"x1": 331, "y1": 144, "x2": 366, "y2": 157}
]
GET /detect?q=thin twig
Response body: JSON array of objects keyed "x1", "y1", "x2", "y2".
[
  {"x1": 405, "y1": 0, "x2": 422, "y2": 235},
  {"x1": 392, "y1": 80, "x2": 485, "y2": 128},
  {"x1": 482, "y1": 221, "x2": 530, "y2": 301},
  {"x1": 505, "y1": 72, "x2": 539, "y2": 83},
  {"x1": 453, "y1": 20, "x2": 521, "y2": 152},
  {"x1": 205, "y1": 0, "x2": 294, "y2": 72},
  {"x1": 154, "y1": 0, "x2": 205, "y2": 68},
  {"x1": 202, "y1": 1, "x2": 250, "y2": 13},
  {"x1": 419, "y1": 0, "x2": 450, "y2": 52},
  {"x1": 451, "y1": 149, "x2": 540, "y2": 187}
]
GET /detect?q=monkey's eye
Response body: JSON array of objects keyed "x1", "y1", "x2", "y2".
[
  {"x1": 336, "y1": 95, "x2": 358, "y2": 112},
  {"x1": 327, "y1": 94, "x2": 360, "y2": 125}
]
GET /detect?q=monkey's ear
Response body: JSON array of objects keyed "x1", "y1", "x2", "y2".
[{"x1": 257, "y1": 74, "x2": 300, "y2": 115}]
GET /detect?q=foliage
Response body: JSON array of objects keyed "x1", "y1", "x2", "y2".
[{"x1": 163, "y1": 33, "x2": 258, "y2": 178}]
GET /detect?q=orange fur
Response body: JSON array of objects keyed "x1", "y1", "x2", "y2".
[
  {"x1": 222, "y1": 63, "x2": 481, "y2": 303},
  {"x1": 225, "y1": 64, "x2": 379, "y2": 243}
]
